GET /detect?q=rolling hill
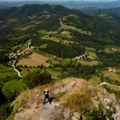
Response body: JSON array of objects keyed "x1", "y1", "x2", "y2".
[
  {"x1": 79, "y1": 7, "x2": 120, "y2": 17},
  {"x1": 0, "y1": 0, "x2": 120, "y2": 9},
  {"x1": 0, "y1": 4, "x2": 120, "y2": 120}
]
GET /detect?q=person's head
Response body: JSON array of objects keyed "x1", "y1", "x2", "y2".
[{"x1": 44, "y1": 89, "x2": 49, "y2": 92}]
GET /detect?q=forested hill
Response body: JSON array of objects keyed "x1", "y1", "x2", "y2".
[
  {"x1": 1, "y1": 4, "x2": 120, "y2": 120},
  {"x1": 103, "y1": 7, "x2": 120, "y2": 16},
  {"x1": 0, "y1": 4, "x2": 72, "y2": 19},
  {"x1": 0, "y1": 4, "x2": 120, "y2": 50}
]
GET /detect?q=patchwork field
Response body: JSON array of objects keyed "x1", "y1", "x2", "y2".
[
  {"x1": 0, "y1": 64, "x2": 17, "y2": 79},
  {"x1": 78, "y1": 60, "x2": 99, "y2": 66},
  {"x1": 103, "y1": 71, "x2": 120, "y2": 82}
]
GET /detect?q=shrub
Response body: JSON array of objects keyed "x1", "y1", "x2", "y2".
[
  {"x1": 85, "y1": 103, "x2": 105, "y2": 120},
  {"x1": 2, "y1": 80, "x2": 27, "y2": 101},
  {"x1": 0, "y1": 103, "x2": 12, "y2": 120},
  {"x1": 23, "y1": 70, "x2": 52, "y2": 89}
]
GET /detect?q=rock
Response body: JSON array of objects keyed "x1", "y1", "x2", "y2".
[
  {"x1": 53, "y1": 80, "x2": 76, "y2": 94},
  {"x1": 63, "y1": 108, "x2": 70, "y2": 120},
  {"x1": 112, "y1": 112, "x2": 120, "y2": 120},
  {"x1": 9, "y1": 78, "x2": 120, "y2": 120},
  {"x1": 71, "y1": 116, "x2": 78, "y2": 120},
  {"x1": 73, "y1": 112, "x2": 80, "y2": 119}
]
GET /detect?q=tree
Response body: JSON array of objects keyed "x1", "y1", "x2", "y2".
[
  {"x1": 2, "y1": 80, "x2": 27, "y2": 101},
  {"x1": 23, "y1": 70, "x2": 52, "y2": 89},
  {"x1": 0, "y1": 103, "x2": 12, "y2": 120}
]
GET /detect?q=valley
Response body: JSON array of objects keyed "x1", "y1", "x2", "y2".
[{"x1": 0, "y1": 4, "x2": 120, "y2": 120}]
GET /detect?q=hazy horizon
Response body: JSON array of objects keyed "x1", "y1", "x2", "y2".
[{"x1": 0, "y1": 0, "x2": 118, "y2": 2}]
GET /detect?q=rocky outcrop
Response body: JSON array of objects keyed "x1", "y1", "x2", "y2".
[{"x1": 8, "y1": 78, "x2": 120, "y2": 120}]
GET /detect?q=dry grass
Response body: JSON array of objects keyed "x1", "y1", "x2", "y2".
[
  {"x1": 17, "y1": 53, "x2": 49, "y2": 67},
  {"x1": 60, "y1": 78, "x2": 98, "y2": 112}
]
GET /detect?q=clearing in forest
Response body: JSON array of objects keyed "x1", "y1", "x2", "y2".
[{"x1": 17, "y1": 53, "x2": 49, "y2": 67}]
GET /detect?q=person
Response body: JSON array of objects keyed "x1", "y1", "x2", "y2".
[{"x1": 43, "y1": 89, "x2": 50, "y2": 105}]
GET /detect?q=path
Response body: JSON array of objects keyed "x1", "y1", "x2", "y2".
[
  {"x1": 12, "y1": 60, "x2": 22, "y2": 77},
  {"x1": 99, "y1": 81, "x2": 120, "y2": 87},
  {"x1": 60, "y1": 18, "x2": 91, "y2": 35},
  {"x1": 99, "y1": 82, "x2": 108, "y2": 86}
]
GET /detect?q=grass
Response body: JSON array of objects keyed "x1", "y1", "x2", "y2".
[
  {"x1": 61, "y1": 31, "x2": 72, "y2": 39},
  {"x1": 21, "y1": 25, "x2": 36, "y2": 31},
  {"x1": 106, "y1": 83, "x2": 120, "y2": 92},
  {"x1": 61, "y1": 79, "x2": 96, "y2": 112},
  {"x1": 20, "y1": 45, "x2": 27, "y2": 51},
  {"x1": 20, "y1": 68, "x2": 38, "y2": 76},
  {"x1": 0, "y1": 64, "x2": 17, "y2": 79},
  {"x1": 63, "y1": 14, "x2": 79, "y2": 20},
  {"x1": 20, "y1": 39, "x2": 32, "y2": 51},
  {"x1": 103, "y1": 71, "x2": 120, "y2": 82},
  {"x1": 104, "y1": 47, "x2": 120, "y2": 53},
  {"x1": 60, "y1": 19, "x2": 91, "y2": 35},
  {"x1": 78, "y1": 60, "x2": 99, "y2": 66},
  {"x1": 39, "y1": 30, "x2": 48, "y2": 35},
  {"x1": 2, "y1": 80, "x2": 26, "y2": 93},
  {"x1": 103, "y1": 83, "x2": 120, "y2": 99},
  {"x1": 11, "y1": 35, "x2": 26, "y2": 41},
  {"x1": 85, "y1": 47, "x2": 96, "y2": 52},
  {"x1": 89, "y1": 76, "x2": 101, "y2": 85},
  {"x1": 88, "y1": 52, "x2": 98, "y2": 59},
  {"x1": 39, "y1": 44, "x2": 48, "y2": 49}
]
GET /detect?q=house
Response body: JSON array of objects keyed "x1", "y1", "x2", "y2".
[
  {"x1": 9, "y1": 52, "x2": 17, "y2": 59},
  {"x1": 21, "y1": 48, "x2": 30, "y2": 55},
  {"x1": 107, "y1": 67, "x2": 115, "y2": 72},
  {"x1": 74, "y1": 53, "x2": 88, "y2": 60}
]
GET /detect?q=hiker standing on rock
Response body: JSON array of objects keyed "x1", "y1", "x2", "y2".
[{"x1": 43, "y1": 89, "x2": 50, "y2": 105}]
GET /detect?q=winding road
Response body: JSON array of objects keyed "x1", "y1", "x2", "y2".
[{"x1": 12, "y1": 60, "x2": 22, "y2": 78}]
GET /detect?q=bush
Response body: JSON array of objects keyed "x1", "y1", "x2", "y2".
[
  {"x1": 0, "y1": 103, "x2": 12, "y2": 120},
  {"x1": 2, "y1": 80, "x2": 27, "y2": 101},
  {"x1": 23, "y1": 70, "x2": 52, "y2": 89},
  {"x1": 85, "y1": 103, "x2": 105, "y2": 120}
]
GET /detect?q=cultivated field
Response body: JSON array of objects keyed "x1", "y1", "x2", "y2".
[
  {"x1": 17, "y1": 53, "x2": 49, "y2": 67},
  {"x1": 0, "y1": 64, "x2": 17, "y2": 79}
]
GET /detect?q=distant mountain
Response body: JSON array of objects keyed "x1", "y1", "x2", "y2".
[
  {"x1": 104, "y1": 7, "x2": 120, "y2": 16},
  {"x1": 79, "y1": 7, "x2": 120, "y2": 17},
  {"x1": 54, "y1": 1, "x2": 120, "y2": 9},
  {"x1": 0, "y1": 4, "x2": 120, "y2": 49},
  {"x1": 79, "y1": 7, "x2": 100, "y2": 16},
  {"x1": 0, "y1": 0, "x2": 120, "y2": 9},
  {"x1": 0, "y1": 4, "x2": 120, "y2": 120}
]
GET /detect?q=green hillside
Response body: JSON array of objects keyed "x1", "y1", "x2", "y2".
[{"x1": 0, "y1": 4, "x2": 120, "y2": 120}]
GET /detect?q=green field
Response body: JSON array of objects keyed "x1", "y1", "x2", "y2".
[
  {"x1": 89, "y1": 76, "x2": 101, "y2": 85},
  {"x1": 0, "y1": 64, "x2": 18, "y2": 79},
  {"x1": 103, "y1": 71, "x2": 120, "y2": 82}
]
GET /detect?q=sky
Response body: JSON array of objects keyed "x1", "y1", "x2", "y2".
[{"x1": 0, "y1": 0, "x2": 118, "y2": 1}]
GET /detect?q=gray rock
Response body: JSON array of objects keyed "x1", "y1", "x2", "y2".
[
  {"x1": 112, "y1": 112, "x2": 120, "y2": 120},
  {"x1": 73, "y1": 112, "x2": 80, "y2": 119},
  {"x1": 63, "y1": 108, "x2": 70, "y2": 120}
]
